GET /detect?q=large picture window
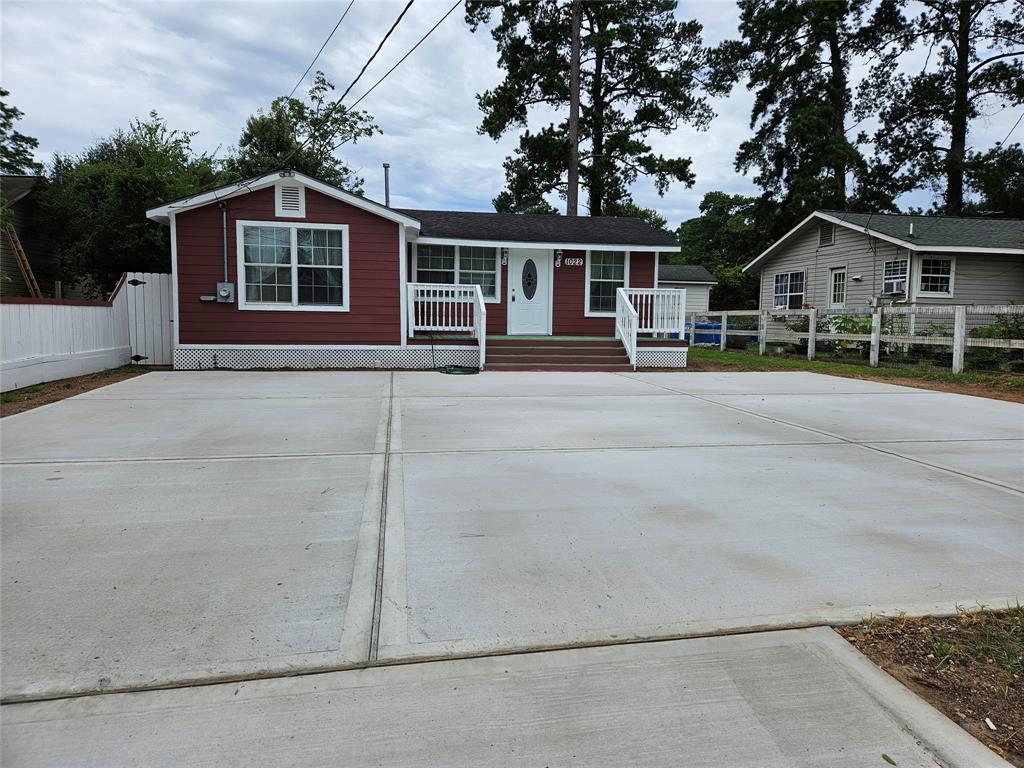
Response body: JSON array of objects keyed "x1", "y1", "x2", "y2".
[
  {"x1": 919, "y1": 257, "x2": 954, "y2": 295},
  {"x1": 773, "y1": 271, "x2": 805, "y2": 309},
  {"x1": 586, "y1": 251, "x2": 627, "y2": 314},
  {"x1": 238, "y1": 222, "x2": 348, "y2": 311},
  {"x1": 413, "y1": 244, "x2": 499, "y2": 300}
]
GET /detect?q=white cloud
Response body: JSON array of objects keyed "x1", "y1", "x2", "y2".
[{"x1": 2, "y1": 0, "x2": 1019, "y2": 227}]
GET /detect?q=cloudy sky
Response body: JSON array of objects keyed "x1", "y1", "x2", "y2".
[{"x1": 1, "y1": 0, "x2": 1018, "y2": 227}]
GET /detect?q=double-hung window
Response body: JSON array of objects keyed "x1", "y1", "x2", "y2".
[
  {"x1": 586, "y1": 251, "x2": 627, "y2": 314},
  {"x1": 883, "y1": 258, "x2": 909, "y2": 295},
  {"x1": 413, "y1": 244, "x2": 499, "y2": 300},
  {"x1": 238, "y1": 222, "x2": 348, "y2": 311},
  {"x1": 918, "y1": 257, "x2": 954, "y2": 296},
  {"x1": 773, "y1": 271, "x2": 805, "y2": 309},
  {"x1": 830, "y1": 268, "x2": 847, "y2": 307}
]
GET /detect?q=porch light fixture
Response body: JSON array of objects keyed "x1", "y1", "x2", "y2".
[
  {"x1": 554, "y1": 249, "x2": 563, "y2": 267},
  {"x1": 279, "y1": 170, "x2": 295, "y2": 177},
  {"x1": 501, "y1": 247, "x2": 509, "y2": 265}
]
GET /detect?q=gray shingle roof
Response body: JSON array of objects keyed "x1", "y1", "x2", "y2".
[
  {"x1": 820, "y1": 210, "x2": 1024, "y2": 250},
  {"x1": 657, "y1": 264, "x2": 717, "y2": 283},
  {"x1": 397, "y1": 209, "x2": 680, "y2": 248},
  {"x1": 1, "y1": 175, "x2": 40, "y2": 205}
]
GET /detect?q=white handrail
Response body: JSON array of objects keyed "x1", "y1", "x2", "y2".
[
  {"x1": 472, "y1": 284, "x2": 487, "y2": 370},
  {"x1": 615, "y1": 287, "x2": 639, "y2": 369},
  {"x1": 626, "y1": 287, "x2": 686, "y2": 336}
]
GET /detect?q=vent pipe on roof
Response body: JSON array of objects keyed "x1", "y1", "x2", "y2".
[
  {"x1": 909, "y1": 221, "x2": 914, "y2": 237},
  {"x1": 383, "y1": 163, "x2": 391, "y2": 207}
]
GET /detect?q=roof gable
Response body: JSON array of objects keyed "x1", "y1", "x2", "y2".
[
  {"x1": 145, "y1": 171, "x2": 421, "y2": 230},
  {"x1": 744, "y1": 210, "x2": 1024, "y2": 272}
]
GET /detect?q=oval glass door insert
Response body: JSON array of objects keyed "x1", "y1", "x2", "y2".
[{"x1": 522, "y1": 258, "x2": 538, "y2": 300}]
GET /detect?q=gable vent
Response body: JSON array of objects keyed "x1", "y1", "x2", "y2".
[
  {"x1": 818, "y1": 221, "x2": 835, "y2": 246},
  {"x1": 276, "y1": 184, "x2": 305, "y2": 217}
]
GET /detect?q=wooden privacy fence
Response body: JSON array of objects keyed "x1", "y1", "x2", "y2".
[
  {"x1": 0, "y1": 272, "x2": 173, "y2": 392},
  {"x1": 683, "y1": 304, "x2": 1024, "y2": 374}
]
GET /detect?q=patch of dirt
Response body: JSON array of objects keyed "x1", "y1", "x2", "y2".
[
  {"x1": 1, "y1": 366, "x2": 151, "y2": 417},
  {"x1": 837, "y1": 609, "x2": 1023, "y2": 766},
  {"x1": 685, "y1": 357, "x2": 1024, "y2": 403}
]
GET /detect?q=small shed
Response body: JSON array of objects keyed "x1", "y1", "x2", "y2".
[{"x1": 656, "y1": 263, "x2": 717, "y2": 312}]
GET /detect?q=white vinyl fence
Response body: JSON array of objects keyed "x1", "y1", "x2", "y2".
[
  {"x1": 684, "y1": 304, "x2": 1024, "y2": 374},
  {"x1": 1, "y1": 272, "x2": 174, "y2": 392}
]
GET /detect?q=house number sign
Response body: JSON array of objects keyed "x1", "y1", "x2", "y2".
[{"x1": 563, "y1": 257, "x2": 584, "y2": 267}]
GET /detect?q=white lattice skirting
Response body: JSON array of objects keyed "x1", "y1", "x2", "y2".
[
  {"x1": 636, "y1": 348, "x2": 688, "y2": 368},
  {"x1": 174, "y1": 346, "x2": 480, "y2": 370}
]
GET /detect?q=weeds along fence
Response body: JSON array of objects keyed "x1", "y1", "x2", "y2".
[{"x1": 680, "y1": 304, "x2": 1024, "y2": 374}]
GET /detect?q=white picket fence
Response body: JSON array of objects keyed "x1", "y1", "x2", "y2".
[{"x1": 0, "y1": 272, "x2": 173, "y2": 393}]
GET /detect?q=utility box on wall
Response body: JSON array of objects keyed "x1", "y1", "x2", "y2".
[{"x1": 216, "y1": 282, "x2": 235, "y2": 303}]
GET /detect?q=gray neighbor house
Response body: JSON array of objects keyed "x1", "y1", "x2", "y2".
[{"x1": 743, "y1": 211, "x2": 1024, "y2": 311}]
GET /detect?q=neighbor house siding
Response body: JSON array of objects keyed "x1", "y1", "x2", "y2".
[
  {"x1": 760, "y1": 223, "x2": 908, "y2": 310},
  {"x1": 552, "y1": 250, "x2": 655, "y2": 335},
  {"x1": 658, "y1": 283, "x2": 711, "y2": 313},
  {"x1": 912, "y1": 252, "x2": 1024, "y2": 305},
  {"x1": 176, "y1": 187, "x2": 402, "y2": 345}
]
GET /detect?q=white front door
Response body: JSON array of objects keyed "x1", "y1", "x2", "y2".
[{"x1": 507, "y1": 249, "x2": 552, "y2": 335}]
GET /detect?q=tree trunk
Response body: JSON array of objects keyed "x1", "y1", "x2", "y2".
[
  {"x1": 588, "y1": 31, "x2": 606, "y2": 217},
  {"x1": 566, "y1": 0, "x2": 582, "y2": 216},
  {"x1": 946, "y1": 1, "x2": 972, "y2": 215},
  {"x1": 827, "y1": 21, "x2": 847, "y2": 206}
]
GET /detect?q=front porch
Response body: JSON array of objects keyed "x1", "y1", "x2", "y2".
[{"x1": 406, "y1": 283, "x2": 690, "y2": 370}]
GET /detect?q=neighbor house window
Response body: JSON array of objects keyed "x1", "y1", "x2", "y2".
[
  {"x1": 819, "y1": 221, "x2": 835, "y2": 246},
  {"x1": 882, "y1": 258, "x2": 908, "y2": 294},
  {"x1": 830, "y1": 268, "x2": 847, "y2": 307},
  {"x1": 587, "y1": 251, "x2": 627, "y2": 314},
  {"x1": 414, "y1": 244, "x2": 499, "y2": 299},
  {"x1": 919, "y1": 257, "x2": 953, "y2": 295},
  {"x1": 773, "y1": 271, "x2": 805, "y2": 309},
  {"x1": 238, "y1": 221, "x2": 348, "y2": 311}
]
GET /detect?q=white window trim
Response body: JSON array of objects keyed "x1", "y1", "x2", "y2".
[
  {"x1": 236, "y1": 220, "x2": 350, "y2": 312},
  {"x1": 411, "y1": 243, "x2": 502, "y2": 304},
  {"x1": 829, "y1": 266, "x2": 847, "y2": 308},
  {"x1": 583, "y1": 250, "x2": 630, "y2": 317},
  {"x1": 882, "y1": 257, "x2": 909, "y2": 296},
  {"x1": 274, "y1": 183, "x2": 306, "y2": 218},
  {"x1": 915, "y1": 254, "x2": 956, "y2": 297},
  {"x1": 772, "y1": 270, "x2": 805, "y2": 310}
]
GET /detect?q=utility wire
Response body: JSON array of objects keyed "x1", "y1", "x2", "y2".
[
  {"x1": 346, "y1": 0, "x2": 461, "y2": 112},
  {"x1": 272, "y1": 0, "x2": 417, "y2": 173},
  {"x1": 287, "y1": 0, "x2": 356, "y2": 100},
  {"x1": 997, "y1": 111, "x2": 1023, "y2": 147}
]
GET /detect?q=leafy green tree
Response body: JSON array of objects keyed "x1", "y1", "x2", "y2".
[
  {"x1": 671, "y1": 191, "x2": 775, "y2": 308},
  {"x1": 712, "y1": 0, "x2": 901, "y2": 225},
  {"x1": 963, "y1": 143, "x2": 1024, "y2": 217},
  {"x1": 39, "y1": 113, "x2": 221, "y2": 293},
  {"x1": 224, "y1": 71, "x2": 379, "y2": 192},
  {"x1": 466, "y1": 0, "x2": 716, "y2": 216},
  {"x1": 0, "y1": 88, "x2": 42, "y2": 175},
  {"x1": 860, "y1": 0, "x2": 1024, "y2": 214}
]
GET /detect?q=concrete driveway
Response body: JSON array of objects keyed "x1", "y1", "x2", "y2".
[{"x1": 1, "y1": 369, "x2": 1021, "y2": 765}]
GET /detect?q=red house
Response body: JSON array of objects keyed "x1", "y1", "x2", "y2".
[{"x1": 146, "y1": 171, "x2": 689, "y2": 371}]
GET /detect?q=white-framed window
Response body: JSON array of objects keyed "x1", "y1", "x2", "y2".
[
  {"x1": 274, "y1": 183, "x2": 305, "y2": 218},
  {"x1": 918, "y1": 257, "x2": 954, "y2": 296},
  {"x1": 772, "y1": 271, "x2": 805, "y2": 309},
  {"x1": 413, "y1": 244, "x2": 500, "y2": 301},
  {"x1": 237, "y1": 220, "x2": 349, "y2": 312},
  {"x1": 819, "y1": 221, "x2": 835, "y2": 246},
  {"x1": 585, "y1": 250, "x2": 628, "y2": 315},
  {"x1": 830, "y1": 267, "x2": 847, "y2": 307},
  {"x1": 882, "y1": 258, "x2": 909, "y2": 295}
]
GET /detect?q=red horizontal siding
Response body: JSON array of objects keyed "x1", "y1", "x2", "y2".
[
  {"x1": 551, "y1": 250, "x2": 655, "y2": 336},
  {"x1": 176, "y1": 187, "x2": 401, "y2": 345}
]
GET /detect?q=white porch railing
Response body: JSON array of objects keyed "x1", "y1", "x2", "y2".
[
  {"x1": 406, "y1": 282, "x2": 487, "y2": 369},
  {"x1": 627, "y1": 287, "x2": 687, "y2": 335},
  {"x1": 615, "y1": 287, "x2": 639, "y2": 369}
]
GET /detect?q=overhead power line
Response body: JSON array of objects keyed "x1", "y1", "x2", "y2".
[
  {"x1": 272, "y1": 0, "x2": 417, "y2": 173},
  {"x1": 997, "y1": 111, "x2": 1023, "y2": 147},
  {"x1": 346, "y1": 0, "x2": 462, "y2": 112},
  {"x1": 287, "y1": 0, "x2": 356, "y2": 100}
]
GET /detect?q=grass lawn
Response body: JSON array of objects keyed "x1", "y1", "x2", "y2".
[
  {"x1": 1, "y1": 366, "x2": 148, "y2": 417},
  {"x1": 838, "y1": 607, "x2": 1024, "y2": 766},
  {"x1": 686, "y1": 348, "x2": 1024, "y2": 403}
]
